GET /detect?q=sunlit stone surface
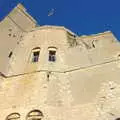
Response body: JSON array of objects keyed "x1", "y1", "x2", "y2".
[{"x1": 0, "y1": 3, "x2": 120, "y2": 120}]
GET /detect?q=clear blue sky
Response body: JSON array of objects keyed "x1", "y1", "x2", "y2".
[{"x1": 0, "y1": 0, "x2": 120, "y2": 40}]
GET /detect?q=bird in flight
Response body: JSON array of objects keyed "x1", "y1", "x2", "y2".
[{"x1": 48, "y1": 8, "x2": 55, "y2": 16}]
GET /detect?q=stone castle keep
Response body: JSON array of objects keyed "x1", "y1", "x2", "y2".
[{"x1": 1, "y1": 3, "x2": 120, "y2": 120}]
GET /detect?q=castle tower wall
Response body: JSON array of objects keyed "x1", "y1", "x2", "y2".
[
  {"x1": 0, "y1": 3, "x2": 120, "y2": 120},
  {"x1": 0, "y1": 4, "x2": 36, "y2": 74}
]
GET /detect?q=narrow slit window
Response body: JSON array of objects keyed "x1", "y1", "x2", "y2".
[{"x1": 8, "y1": 51, "x2": 13, "y2": 58}]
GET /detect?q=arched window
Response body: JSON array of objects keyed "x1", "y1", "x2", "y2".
[
  {"x1": 31, "y1": 47, "x2": 40, "y2": 63},
  {"x1": 26, "y1": 109, "x2": 43, "y2": 120},
  {"x1": 6, "y1": 113, "x2": 20, "y2": 120},
  {"x1": 48, "y1": 47, "x2": 57, "y2": 62}
]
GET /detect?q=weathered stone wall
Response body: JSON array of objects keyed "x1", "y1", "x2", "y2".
[
  {"x1": 6, "y1": 27, "x2": 69, "y2": 76},
  {"x1": 0, "y1": 71, "x2": 97, "y2": 120},
  {"x1": 0, "y1": 4, "x2": 36, "y2": 74},
  {"x1": 1, "y1": 59, "x2": 120, "y2": 120},
  {"x1": 0, "y1": 3, "x2": 120, "y2": 120}
]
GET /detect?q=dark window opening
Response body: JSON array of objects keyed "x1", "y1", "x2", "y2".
[
  {"x1": 92, "y1": 40, "x2": 95, "y2": 48},
  {"x1": 49, "y1": 50, "x2": 56, "y2": 62},
  {"x1": 8, "y1": 52, "x2": 13, "y2": 58},
  {"x1": 32, "y1": 51, "x2": 40, "y2": 62},
  {"x1": 8, "y1": 33, "x2": 12, "y2": 37}
]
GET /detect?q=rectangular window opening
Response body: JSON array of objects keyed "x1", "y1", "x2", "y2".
[
  {"x1": 49, "y1": 50, "x2": 56, "y2": 62},
  {"x1": 32, "y1": 51, "x2": 40, "y2": 62}
]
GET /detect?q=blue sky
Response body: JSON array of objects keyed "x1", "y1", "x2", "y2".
[{"x1": 0, "y1": 0, "x2": 120, "y2": 39}]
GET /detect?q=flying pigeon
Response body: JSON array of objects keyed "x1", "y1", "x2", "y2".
[{"x1": 48, "y1": 8, "x2": 55, "y2": 16}]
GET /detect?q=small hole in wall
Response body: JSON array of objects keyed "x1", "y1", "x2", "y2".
[
  {"x1": 12, "y1": 105, "x2": 16, "y2": 108},
  {"x1": 8, "y1": 28, "x2": 12, "y2": 32},
  {"x1": 108, "y1": 112, "x2": 115, "y2": 116},
  {"x1": 13, "y1": 34, "x2": 16, "y2": 38},
  {"x1": 20, "y1": 35, "x2": 23, "y2": 38},
  {"x1": 92, "y1": 43, "x2": 95, "y2": 48},
  {"x1": 17, "y1": 41, "x2": 19, "y2": 44},
  {"x1": 43, "y1": 84, "x2": 47, "y2": 88},
  {"x1": 100, "y1": 96, "x2": 106, "y2": 99},
  {"x1": 8, "y1": 51, "x2": 13, "y2": 58},
  {"x1": 47, "y1": 71, "x2": 51, "y2": 82},
  {"x1": 8, "y1": 33, "x2": 12, "y2": 37},
  {"x1": 110, "y1": 87, "x2": 115, "y2": 90},
  {"x1": 47, "y1": 74, "x2": 50, "y2": 82},
  {"x1": 47, "y1": 74, "x2": 49, "y2": 78},
  {"x1": 117, "y1": 54, "x2": 120, "y2": 58}
]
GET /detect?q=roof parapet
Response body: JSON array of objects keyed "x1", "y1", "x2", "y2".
[
  {"x1": 29, "y1": 25, "x2": 77, "y2": 36},
  {"x1": 78, "y1": 31, "x2": 113, "y2": 38}
]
